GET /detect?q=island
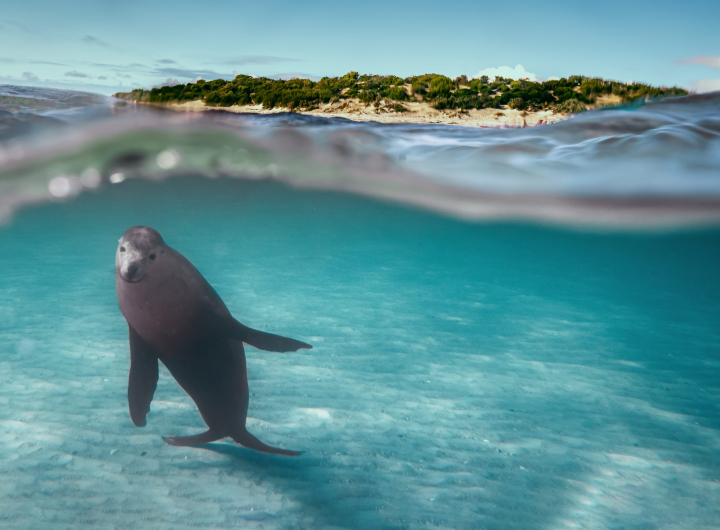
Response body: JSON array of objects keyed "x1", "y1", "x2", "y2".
[{"x1": 114, "y1": 72, "x2": 688, "y2": 128}]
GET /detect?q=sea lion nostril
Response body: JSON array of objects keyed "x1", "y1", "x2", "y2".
[{"x1": 127, "y1": 263, "x2": 139, "y2": 277}]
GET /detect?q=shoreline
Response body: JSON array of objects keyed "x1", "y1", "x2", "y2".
[{"x1": 139, "y1": 99, "x2": 571, "y2": 128}]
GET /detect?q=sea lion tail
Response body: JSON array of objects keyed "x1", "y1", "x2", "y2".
[{"x1": 232, "y1": 428, "x2": 302, "y2": 456}]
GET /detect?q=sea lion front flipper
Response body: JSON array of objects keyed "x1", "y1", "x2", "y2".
[
  {"x1": 221, "y1": 317, "x2": 312, "y2": 352},
  {"x1": 128, "y1": 326, "x2": 159, "y2": 427}
]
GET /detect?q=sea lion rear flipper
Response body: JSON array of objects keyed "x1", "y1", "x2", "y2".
[
  {"x1": 222, "y1": 317, "x2": 312, "y2": 352},
  {"x1": 162, "y1": 430, "x2": 224, "y2": 446},
  {"x1": 232, "y1": 428, "x2": 302, "y2": 456},
  {"x1": 128, "y1": 326, "x2": 159, "y2": 427}
]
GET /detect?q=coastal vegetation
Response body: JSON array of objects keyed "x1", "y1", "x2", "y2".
[{"x1": 115, "y1": 72, "x2": 688, "y2": 114}]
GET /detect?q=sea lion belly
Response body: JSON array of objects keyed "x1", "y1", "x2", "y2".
[{"x1": 116, "y1": 273, "x2": 202, "y2": 355}]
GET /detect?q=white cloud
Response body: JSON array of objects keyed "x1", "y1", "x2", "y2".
[
  {"x1": 472, "y1": 64, "x2": 545, "y2": 82},
  {"x1": 65, "y1": 70, "x2": 90, "y2": 78},
  {"x1": 156, "y1": 78, "x2": 180, "y2": 87},
  {"x1": 82, "y1": 35, "x2": 112, "y2": 49},
  {"x1": 682, "y1": 56, "x2": 720, "y2": 69},
  {"x1": 0, "y1": 73, "x2": 131, "y2": 95},
  {"x1": 269, "y1": 72, "x2": 322, "y2": 81},
  {"x1": 689, "y1": 78, "x2": 720, "y2": 93}
]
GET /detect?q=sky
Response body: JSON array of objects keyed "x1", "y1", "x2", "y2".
[{"x1": 1, "y1": 0, "x2": 719, "y2": 95}]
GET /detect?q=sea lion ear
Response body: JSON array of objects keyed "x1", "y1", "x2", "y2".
[{"x1": 219, "y1": 315, "x2": 312, "y2": 352}]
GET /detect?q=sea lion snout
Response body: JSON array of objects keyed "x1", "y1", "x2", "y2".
[
  {"x1": 116, "y1": 244, "x2": 147, "y2": 283},
  {"x1": 125, "y1": 263, "x2": 140, "y2": 281}
]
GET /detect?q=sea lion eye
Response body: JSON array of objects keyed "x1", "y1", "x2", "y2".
[
  {"x1": 149, "y1": 254, "x2": 156, "y2": 260},
  {"x1": 120, "y1": 247, "x2": 126, "y2": 252}
]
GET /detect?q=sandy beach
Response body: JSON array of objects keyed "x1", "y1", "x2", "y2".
[{"x1": 159, "y1": 98, "x2": 569, "y2": 128}]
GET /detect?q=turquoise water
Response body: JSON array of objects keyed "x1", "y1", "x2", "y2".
[
  {"x1": 2, "y1": 85, "x2": 720, "y2": 528},
  {"x1": 1, "y1": 176, "x2": 719, "y2": 528}
]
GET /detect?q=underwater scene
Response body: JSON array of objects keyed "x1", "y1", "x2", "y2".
[{"x1": 1, "y1": 85, "x2": 719, "y2": 529}]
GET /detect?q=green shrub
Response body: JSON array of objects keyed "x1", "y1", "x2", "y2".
[
  {"x1": 508, "y1": 98, "x2": 527, "y2": 110},
  {"x1": 432, "y1": 98, "x2": 451, "y2": 110},
  {"x1": 359, "y1": 90, "x2": 378, "y2": 104},
  {"x1": 427, "y1": 77, "x2": 453, "y2": 99},
  {"x1": 205, "y1": 91, "x2": 221, "y2": 105},
  {"x1": 552, "y1": 99, "x2": 586, "y2": 113},
  {"x1": 384, "y1": 86, "x2": 408, "y2": 101},
  {"x1": 411, "y1": 80, "x2": 427, "y2": 95}
]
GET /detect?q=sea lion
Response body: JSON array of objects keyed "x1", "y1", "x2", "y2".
[{"x1": 115, "y1": 225, "x2": 310, "y2": 456}]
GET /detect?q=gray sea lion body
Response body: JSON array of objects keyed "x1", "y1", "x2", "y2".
[{"x1": 115, "y1": 226, "x2": 310, "y2": 456}]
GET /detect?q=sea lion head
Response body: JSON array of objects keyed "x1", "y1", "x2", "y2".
[{"x1": 116, "y1": 226, "x2": 165, "y2": 283}]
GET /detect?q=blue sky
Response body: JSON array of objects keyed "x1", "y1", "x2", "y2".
[{"x1": 1, "y1": 0, "x2": 719, "y2": 95}]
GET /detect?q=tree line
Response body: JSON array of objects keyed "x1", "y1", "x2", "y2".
[{"x1": 115, "y1": 72, "x2": 688, "y2": 114}]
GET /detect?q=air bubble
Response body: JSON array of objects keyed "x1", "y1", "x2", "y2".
[
  {"x1": 48, "y1": 175, "x2": 81, "y2": 198},
  {"x1": 156, "y1": 149, "x2": 180, "y2": 170},
  {"x1": 80, "y1": 167, "x2": 102, "y2": 188}
]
